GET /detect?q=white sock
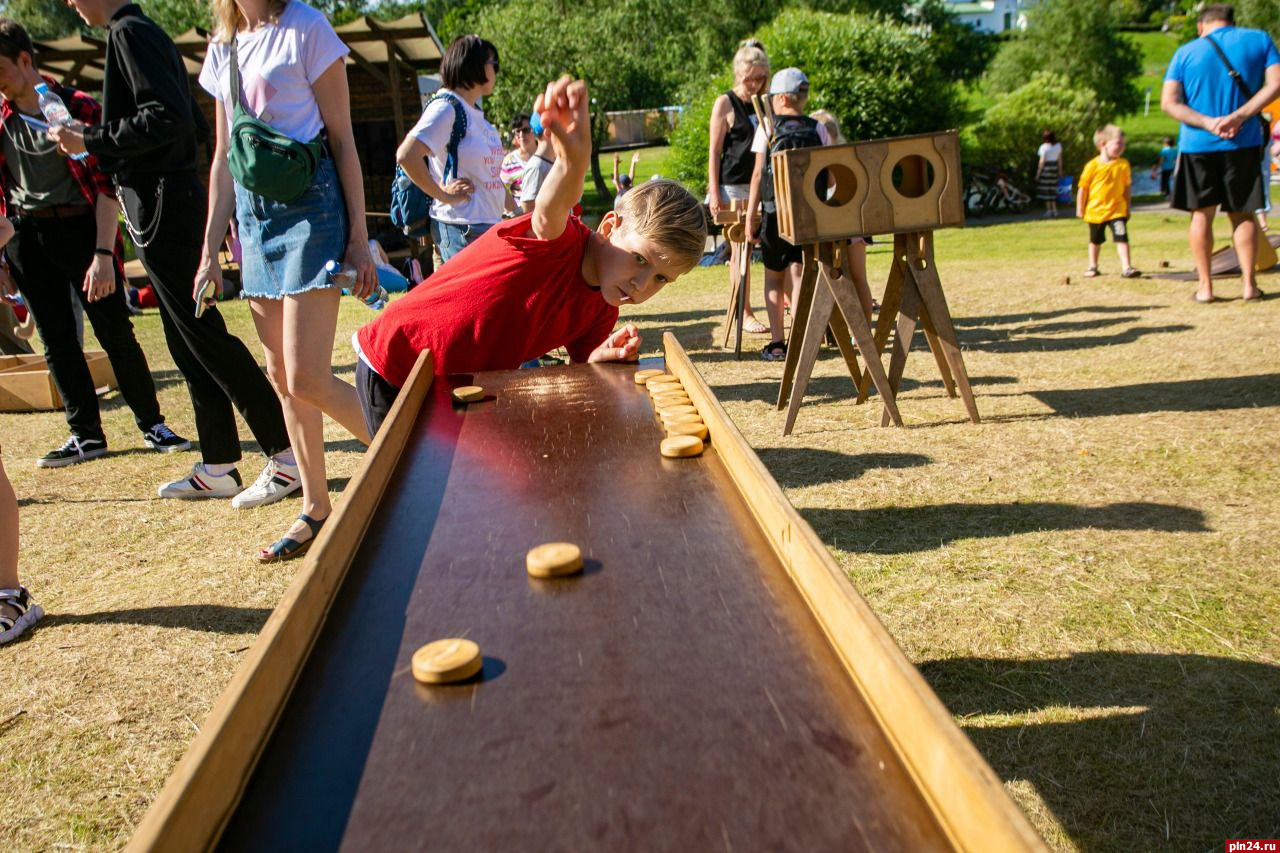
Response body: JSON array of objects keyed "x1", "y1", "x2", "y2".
[
  {"x1": 272, "y1": 449, "x2": 297, "y2": 467},
  {"x1": 203, "y1": 462, "x2": 237, "y2": 477}
]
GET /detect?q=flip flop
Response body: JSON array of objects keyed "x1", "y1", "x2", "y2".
[
  {"x1": 257, "y1": 513, "x2": 327, "y2": 563},
  {"x1": 742, "y1": 317, "x2": 768, "y2": 334},
  {"x1": 1243, "y1": 288, "x2": 1266, "y2": 302},
  {"x1": 1191, "y1": 293, "x2": 1216, "y2": 304}
]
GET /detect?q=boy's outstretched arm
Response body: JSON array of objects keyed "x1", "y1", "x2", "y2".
[{"x1": 532, "y1": 77, "x2": 591, "y2": 242}]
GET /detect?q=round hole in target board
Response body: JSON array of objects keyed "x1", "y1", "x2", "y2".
[
  {"x1": 890, "y1": 155, "x2": 936, "y2": 199},
  {"x1": 814, "y1": 163, "x2": 858, "y2": 208}
]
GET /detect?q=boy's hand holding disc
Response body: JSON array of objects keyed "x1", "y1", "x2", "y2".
[{"x1": 535, "y1": 76, "x2": 590, "y2": 166}]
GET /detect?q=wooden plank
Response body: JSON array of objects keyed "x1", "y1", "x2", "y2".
[
  {"x1": 663, "y1": 333, "x2": 1044, "y2": 853},
  {"x1": 126, "y1": 350, "x2": 435, "y2": 853}
]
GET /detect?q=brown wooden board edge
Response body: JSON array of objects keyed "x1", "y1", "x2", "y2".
[
  {"x1": 125, "y1": 350, "x2": 436, "y2": 853},
  {"x1": 661, "y1": 333, "x2": 1045, "y2": 853}
]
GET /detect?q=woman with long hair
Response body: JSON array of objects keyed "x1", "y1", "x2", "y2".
[
  {"x1": 196, "y1": 0, "x2": 376, "y2": 561},
  {"x1": 708, "y1": 41, "x2": 770, "y2": 335}
]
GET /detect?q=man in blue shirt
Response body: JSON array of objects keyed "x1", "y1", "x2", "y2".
[{"x1": 1162, "y1": 3, "x2": 1280, "y2": 302}]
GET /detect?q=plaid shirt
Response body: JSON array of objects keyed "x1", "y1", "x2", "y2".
[{"x1": 0, "y1": 77, "x2": 123, "y2": 264}]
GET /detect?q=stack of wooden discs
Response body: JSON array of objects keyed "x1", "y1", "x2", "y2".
[{"x1": 635, "y1": 369, "x2": 707, "y2": 458}]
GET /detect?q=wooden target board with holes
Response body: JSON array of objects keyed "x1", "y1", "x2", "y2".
[
  {"x1": 126, "y1": 339, "x2": 1039, "y2": 852},
  {"x1": 773, "y1": 130, "x2": 965, "y2": 245}
]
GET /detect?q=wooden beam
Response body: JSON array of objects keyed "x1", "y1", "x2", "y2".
[
  {"x1": 663, "y1": 332, "x2": 1043, "y2": 853},
  {"x1": 346, "y1": 48, "x2": 389, "y2": 87},
  {"x1": 125, "y1": 351, "x2": 436, "y2": 853},
  {"x1": 386, "y1": 44, "x2": 405, "y2": 141}
]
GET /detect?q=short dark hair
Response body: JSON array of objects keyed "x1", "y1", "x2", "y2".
[
  {"x1": 441, "y1": 34, "x2": 498, "y2": 91},
  {"x1": 1042, "y1": 130, "x2": 1057, "y2": 145},
  {"x1": 0, "y1": 18, "x2": 35, "y2": 64},
  {"x1": 509, "y1": 112, "x2": 529, "y2": 130},
  {"x1": 1199, "y1": 4, "x2": 1235, "y2": 24}
]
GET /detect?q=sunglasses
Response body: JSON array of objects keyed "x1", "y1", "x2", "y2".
[{"x1": 513, "y1": 126, "x2": 532, "y2": 134}]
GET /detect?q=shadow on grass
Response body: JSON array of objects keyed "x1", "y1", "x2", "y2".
[
  {"x1": 953, "y1": 305, "x2": 1159, "y2": 327},
  {"x1": 960, "y1": 324, "x2": 1193, "y2": 354},
  {"x1": 1033, "y1": 373, "x2": 1280, "y2": 417},
  {"x1": 756, "y1": 447, "x2": 930, "y2": 488},
  {"x1": 708, "y1": 372, "x2": 1016, "y2": 405},
  {"x1": 801, "y1": 501, "x2": 1208, "y2": 554},
  {"x1": 42, "y1": 604, "x2": 271, "y2": 633},
  {"x1": 921, "y1": 652, "x2": 1280, "y2": 850}
]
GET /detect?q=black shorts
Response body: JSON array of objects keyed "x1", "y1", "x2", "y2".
[
  {"x1": 355, "y1": 358, "x2": 401, "y2": 438},
  {"x1": 1171, "y1": 146, "x2": 1265, "y2": 213},
  {"x1": 1088, "y1": 217, "x2": 1129, "y2": 244},
  {"x1": 760, "y1": 208, "x2": 803, "y2": 272}
]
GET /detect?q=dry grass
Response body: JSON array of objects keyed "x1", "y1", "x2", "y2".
[{"x1": 2, "y1": 206, "x2": 1279, "y2": 850}]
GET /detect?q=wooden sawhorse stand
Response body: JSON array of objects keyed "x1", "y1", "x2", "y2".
[
  {"x1": 855, "y1": 231, "x2": 979, "y2": 425},
  {"x1": 778, "y1": 241, "x2": 902, "y2": 435},
  {"x1": 715, "y1": 201, "x2": 751, "y2": 359}
]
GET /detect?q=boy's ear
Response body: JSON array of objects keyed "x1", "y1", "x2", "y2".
[{"x1": 597, "y1": 210, "x2": 620, "y2": 238}]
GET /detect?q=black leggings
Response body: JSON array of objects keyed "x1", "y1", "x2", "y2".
[
  {"x1": 122, "y1": 172, "x2": 290, "y2": 464},
  {"x1": 355, "y1": 359, "x2": 400, "y2": 439}
]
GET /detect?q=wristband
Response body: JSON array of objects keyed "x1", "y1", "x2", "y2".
[{"x1": 94, "y1": 248, "x2": 113, "y2": 257}]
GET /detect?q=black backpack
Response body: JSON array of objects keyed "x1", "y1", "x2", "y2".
[{"x1": 762, "y1": 114, "x2": 824, "y2": 206}]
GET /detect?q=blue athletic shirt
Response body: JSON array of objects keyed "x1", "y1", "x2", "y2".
[{"x1": 1165, "y1": 26, "x2": 1280, "y2": 153}]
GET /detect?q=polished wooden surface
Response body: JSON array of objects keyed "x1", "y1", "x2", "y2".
[{"x1": 217, "y1": 363, "x2": 950, "y2": 851}]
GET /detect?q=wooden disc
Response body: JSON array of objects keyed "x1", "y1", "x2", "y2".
[
  {"x1": 526, "y1": 542, "x2": 584, "y2": 578},
  {"x1": 633, "y1": 368, "x2": 665, "y2": 385},
  {"x1": 659, "y1": 404, "x2": 699, "y2": 420},
  {"x1": 652, "y1": 393, "x2": 691, "y2": 408},
  {"x1": 663, "y1": 412, "x2": 704, "y2": 427},
  {"x1": 666, "y1": 420, "x2": 708, "y2": 441},
  {"x1": 643, "y1": 373, "x2": 677, "y2": 388},
  {"x1": 412, "y1": 638, "x2": 482, "y2": 684},
  {"x1": 660, "y1": 435, "x2": 704, "y2": 458},
  {"x1": 452, "y1": 385, "x2": 485, "y2": 403},
  {"x1": 646, "y1": 377, "x2": 682, "y2": 392}
]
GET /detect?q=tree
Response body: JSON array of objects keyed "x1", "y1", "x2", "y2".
[
  {"x1": 0, "y1": 0, "x2": 80, "y2": 40},
  {"x1": 964, "y1": 71, "x2": 1105, "y2": 179},
  {"x1": 986, "y1": 0, "x2": 1142, "y2": 119},
  {"x1": 669, "y1": 9, "x2": 963, "y2": 194}
]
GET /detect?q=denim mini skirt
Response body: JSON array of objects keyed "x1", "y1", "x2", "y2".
[{"x1": 234, "y1": 157, "x2": 348, "y2": 299}]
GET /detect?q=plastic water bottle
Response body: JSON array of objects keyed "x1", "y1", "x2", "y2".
[
  {"x1": 325, "y1": 260, "x2": 387, "y2": 310},
  {"x1": 34, "y1": 83, "x2": 87, "y2": 161}
]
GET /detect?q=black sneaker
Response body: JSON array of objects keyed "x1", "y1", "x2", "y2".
[
  {"x1": 36, "y1": 435, "x2": 107, "y2": 468},
  {"x1": 761, "y1": 341, "x2": 787, "y2": 362},
  {"x1": 142, "y1": 423, "x2": 192, "y2": 453}
]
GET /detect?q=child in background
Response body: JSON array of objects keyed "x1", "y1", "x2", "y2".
[
  {"x1": 612, "y1": 150, "x2": 639, "y2": 211},
  {"x1": 809, "y1": 110, "x2": 876, "y2": 319},
  {"x1": 1153, "y1": 136, "x2": 1177, "y2": 198},
  {"x1": 352, "y1": 77, "x2": 706, "y2": 435},
  {"x1": 1078, "y1": 124, "x2": 1141, "y2": 279},
  {"x1": 746, "y1": 68, "x2": 830, "y2": 361}
]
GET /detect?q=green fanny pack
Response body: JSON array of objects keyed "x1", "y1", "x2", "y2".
[{"x1": 225, "y1": 38, "x2": 326, "y2": 203}]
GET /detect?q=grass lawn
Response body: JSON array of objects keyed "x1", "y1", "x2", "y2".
[
  {"x1": 1122, "y1": 30, "x2": 1184, "y2": 167},
  {"x1": 2, "y1": 204, "x2": 1278, "y2": 850}
]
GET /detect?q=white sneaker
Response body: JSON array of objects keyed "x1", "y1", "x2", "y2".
[
  {"x1": 158, "y1": 463, "x2": 244, "y2": 499},
  {"x1": 231, "y1": 458, "x2": 302, "y2": 509}
]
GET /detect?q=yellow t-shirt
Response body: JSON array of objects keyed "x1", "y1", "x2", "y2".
[{"x1": 1079, "y1": 156, "x2": 1131, "y2": 223}]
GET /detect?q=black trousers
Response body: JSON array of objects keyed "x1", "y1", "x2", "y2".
[
  {"x1": 8, "y1": 210, "x2": 162, "y2": 441},
  {"x1": 355, "y1": 358, "x2": 399, "y2": 439},
  {"x1": 119, "y1": 171, "x2": 289, "y2": 464}
]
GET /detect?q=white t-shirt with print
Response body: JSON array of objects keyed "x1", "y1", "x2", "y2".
[
  {"x1": 408, "y1": 93, "x2": 506, "y2": 225},
  {"x1": 1037, "y1": 142, "x2": 1063, "y2": 163},
  {"x1": 198, "y1": 1, "x2": 348, "y2": 143}
]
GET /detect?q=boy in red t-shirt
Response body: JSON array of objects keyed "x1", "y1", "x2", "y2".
[{"x1": 354, "y1": 77, "x2": 707, "y2": 434}]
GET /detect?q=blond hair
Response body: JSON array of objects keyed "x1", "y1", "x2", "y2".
[
  {"x1": 810, "y1": 110, "x2": 843, "y2": 144},
  {"x1": 732, "y1": 44, "x2": 769, "y2": 82},
  {"x1": 212, "y1": 0, "x2": 288, "y2": 42},
  {"x1": 1094, "y1": 123, "x2": 1124, "y2": 147},
  {"x1": 615, "y1": 179, "x2": 707, "y2": 275}
]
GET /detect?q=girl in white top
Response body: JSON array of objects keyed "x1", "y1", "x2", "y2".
[
  {"x1": 1036, "y1": 130, "x2": 1064, "y2": 218},
  {"x1": 396, "y1": 34, "x2": 506, "y2": 263},
  {"x1": 196, "y1": 0, "x2": 376, "y2": 562}
]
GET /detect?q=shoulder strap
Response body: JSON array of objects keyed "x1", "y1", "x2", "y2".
[
  {"x1": 228, "y1": 38, "x2": 244, "y2": 118},
  {"x1": 1204, "y1": 33, "x2": 1257, "y2": 102},
  {"x1": 430, "y1": 91, "x2": 468, "y2": 183}
]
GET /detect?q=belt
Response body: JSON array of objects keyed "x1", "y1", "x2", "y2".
[{"x1": 14, "y1": 203, "x2": 93, "y2": 219}]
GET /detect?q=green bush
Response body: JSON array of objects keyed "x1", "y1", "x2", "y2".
[
  {"x1": 964, "y1": 72, "x2": 1105, "y2": 180},
  {"x1": 669, "y1": 9, "x2": 961, "y2": 195}
]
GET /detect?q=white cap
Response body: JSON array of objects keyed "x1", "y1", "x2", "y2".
[{"x1": 769, "y1": 68, "x2": 809, "y2": 95}]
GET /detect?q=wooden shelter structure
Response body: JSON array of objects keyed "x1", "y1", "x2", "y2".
[{"x1": 31, "y1": 14, "x2": 443, "y2": 222}]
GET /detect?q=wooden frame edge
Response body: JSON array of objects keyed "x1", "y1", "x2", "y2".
[
  {"x1": 126, "y1": 350, "x2": 436, "y2": 853},
  {"x1": 662, "y1": 333, "x2": 1044, "y2": 853}
]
